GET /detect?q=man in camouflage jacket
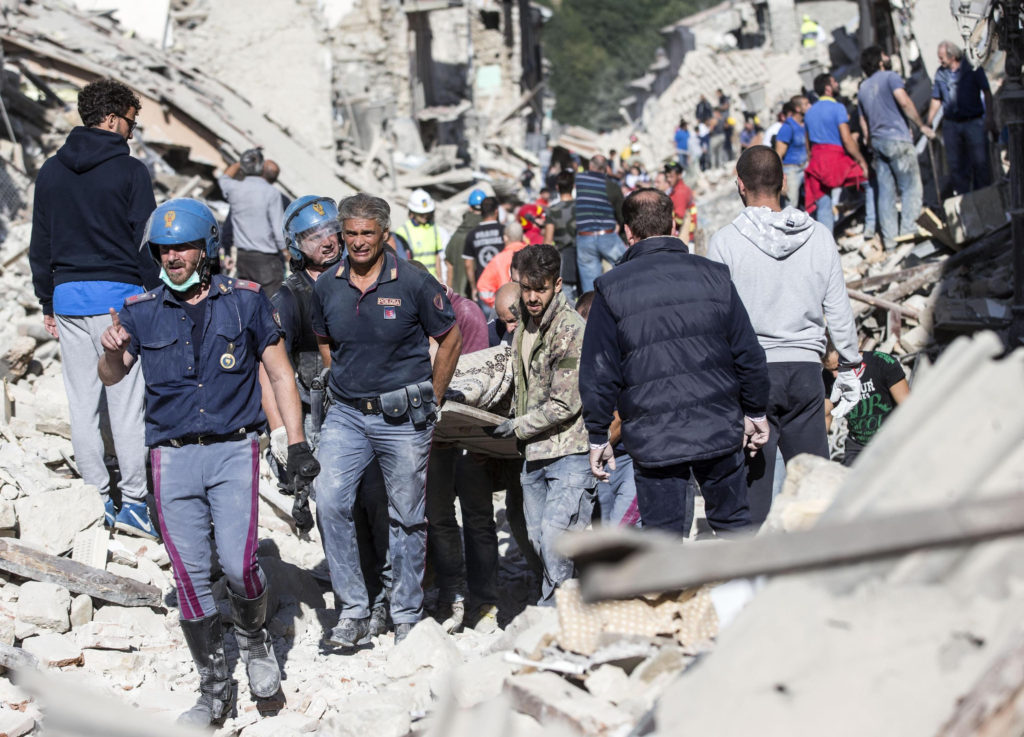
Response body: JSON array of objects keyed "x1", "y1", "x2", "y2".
[{"x1": 491, "y1": 244, "x2": 595, "y2": 605}]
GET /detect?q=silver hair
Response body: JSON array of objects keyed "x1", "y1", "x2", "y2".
[
  {"x1": 939, "y1": 40, "x2": 963, "y2": 60},
  {"x1": 339, "y1": 193, "x2": 391, "y2": 231},
  {"x1": 504, "y1": 218, "x2": 523, "y2": 241}
]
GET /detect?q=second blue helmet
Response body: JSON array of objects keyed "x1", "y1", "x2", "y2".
[{"x1": 284, "y1": 195, "x2": 341, "y2": 263}]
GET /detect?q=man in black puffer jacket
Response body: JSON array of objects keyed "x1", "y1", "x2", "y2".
[{"x1": 579, "y1": 189, "x2": 769, "y2": 535}]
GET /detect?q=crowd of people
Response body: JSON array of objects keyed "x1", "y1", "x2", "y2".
[{"x1": 25, "y1": 50, "x2": 994, "y2": 723}]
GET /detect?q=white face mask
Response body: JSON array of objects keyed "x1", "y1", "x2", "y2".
[{"x1": 159, "y1": 266, "x2": 201, "y2": 292}]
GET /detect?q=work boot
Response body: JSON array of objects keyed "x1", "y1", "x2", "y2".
[
  {"x1": 178, "y1": 613, "x2": 235, "y2": 728},
  {"x1": 228, "y1": 588, "x2": 280, "y2": 698},
  {"x1": 369, "y1": 603, "x2": 389, "y2": 637},
  {"x1": 326, "y1": 617, "x2": 370, "y2": 648},
  {"x1": 394, "y1": 622, "x2": 414, "y2": 644}
]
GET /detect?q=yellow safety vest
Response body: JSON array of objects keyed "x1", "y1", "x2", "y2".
[
  {"x1": 396, "y1": 221, "x2": 442, "y2": 278},
  {"x1": 801, "y1": 18, "x2": 818, "y2": 47}
]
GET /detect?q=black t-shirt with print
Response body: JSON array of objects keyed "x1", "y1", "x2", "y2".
[
  {"x1": 463, "y1": 221, "x2": 504, "y2": 275},
  {"x1": 825, "y1": 350, "x2": 906, "y2": 444}
]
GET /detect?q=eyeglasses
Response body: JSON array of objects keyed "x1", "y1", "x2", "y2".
[{"x1": 114, "y1": 114, "x2": 138, "y2": 133}]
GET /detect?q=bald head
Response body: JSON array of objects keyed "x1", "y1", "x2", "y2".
[
  {"x1": 494, "y1": 282, "x2": 521, "y2": 326},
  {"x1": 262, "y1": 160, "x2": 280, "y2": 183},
  {"x1": 736, "y1": 145, "x2": 783, "y2": 198},
  {"x1": 589, "y1": 155, "x2": 608, "y2": 172},
  {"x1": 504, "y1": 219, "x2": 523, "y2": 242}
]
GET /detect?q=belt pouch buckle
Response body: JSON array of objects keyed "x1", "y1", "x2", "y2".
[{"x1": 379, "y1": 387, "x2": 409, "y2": 421}]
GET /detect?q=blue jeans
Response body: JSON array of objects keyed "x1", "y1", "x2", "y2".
[
  {"x1": 425, "y1": 447, "x2": 498, "y2": 605},
  {"x1": 520, "y1": 453, "x2": 597, "y2": 605},
  {"x1": 783, "y1": 164, "x2": 805, "y2": 209},
  {"x1": 597, "y1": 454, "x2": 638, "y2": 527},
  {"x1": 677, "y1": 151, "x2": 689, "y2": 169},
  {"x1": 943, "y1": 117, "x2": 990, "y2": 195},
  {"x1": 863, "y1": 174, "x2": 877, "y2": 238},
  {"x1": 577, "y1": 231, "x2": 625, "y2": 293},
  {"x1": 317, "y1": 402, "x2": 433, "y2": 624},
  {"x1": 152, "y1": 434, "x2": 265, "y2": 621},
  {"x1": 871, "y1": 138, "x2": 923, "y2": 249}
]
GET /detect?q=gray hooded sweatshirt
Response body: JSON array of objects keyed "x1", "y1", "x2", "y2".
[{"x1": 707, "y1": 206, "x2": 859, "y2": 365}]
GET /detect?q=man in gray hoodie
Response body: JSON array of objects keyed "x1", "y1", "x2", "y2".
[{"x1": 707, "y1": 146, "x2": 862, "y2": 525}]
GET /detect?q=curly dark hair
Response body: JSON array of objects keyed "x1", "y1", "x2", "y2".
[
  {"x1": 516, "y1": 244, "x2": 561, "y2": 287},
  {"x1": 77, "y1": 78, "x2": 141, "y2": 128}
]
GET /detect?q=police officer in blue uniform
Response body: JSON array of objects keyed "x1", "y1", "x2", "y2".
[
  {"x1": 98, "y1": 198, "x2": 319, "y2": 727},
  {"x1": 259, "y1": 195, "x2": 393, "y2": 636},
  {"x1": 312, "y1": 193, "x2": 462, "y2": 646}
]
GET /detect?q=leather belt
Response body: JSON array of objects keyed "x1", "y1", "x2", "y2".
[
  {"x1": 336, "y1": 395, "x2": 383, "y2": 415},
  {"x1": 163, "y1": 426, "x2": 255, "y2": 448},
  {"x1": 578, "y1": 228, "x2": 616, "y2": 237}
]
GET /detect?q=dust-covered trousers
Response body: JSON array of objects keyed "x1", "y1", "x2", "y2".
[
  {"x1": 152, "y1": 433, "x2": 266, "y2": 621},
  {"x1": 317, "y1": 402, "x2": 434, "y2": 624},
  {"x1": 521, "y1": 452, "x2": 597, "y2": 606}
]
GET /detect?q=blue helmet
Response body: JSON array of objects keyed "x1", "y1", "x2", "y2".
[
  {"x1": 145, "y1": 198, "x2": 220, "y2": 264},
  {"x1": 283, "y1": 195, "x2": 341, "y2": 265},
  {"x1": 468, "y1": 188, "x2": 486, "y2": 208}
]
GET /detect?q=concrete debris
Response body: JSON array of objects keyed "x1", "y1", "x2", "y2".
[
  {"x1": 504, "y1": 671, "x2": 633, "y2": 736},
  {"x1": 13, "y1": 486, "x2": 103, "y2": 556},
  {"x1": 20, "y1": 633, "x2": 83, "y2": 668},
  {"x1": 14, "y1": 583, "x2": 70, "y2": 635}
]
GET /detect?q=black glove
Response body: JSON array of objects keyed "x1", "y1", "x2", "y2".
[
  {"x1": 487, "y1": 418, "x2": 517, "y2": 438},
  {"x1": 287, "y1": 442, "x2": 320, "y2": 485},
  {"x1": 291, "y1": 487, "x2": 314, "y2": 535}
]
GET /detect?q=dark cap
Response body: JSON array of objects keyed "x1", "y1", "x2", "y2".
[{"x1": 664, "y1": 161, "x2": 683, "y2": 174}]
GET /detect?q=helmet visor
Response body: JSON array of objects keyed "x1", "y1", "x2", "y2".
[{"x1": 297, "y1": 220, "x2": 342, "y2": 257}]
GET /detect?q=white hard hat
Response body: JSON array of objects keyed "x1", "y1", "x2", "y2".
[{"x1": 407, "y1": 188, "x2": 435, "y2": 214}]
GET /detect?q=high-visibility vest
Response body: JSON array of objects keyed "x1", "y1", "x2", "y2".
[
  {"x1": 396, "y1": 221, "x2": 442, "y2": 278},
  {"x1": 801, "y1": 18, "x2": 819, "y2": 47}
]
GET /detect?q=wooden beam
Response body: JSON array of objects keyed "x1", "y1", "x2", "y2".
[
  {"x1": 846, "y1": 288, "x2": 920, "y2": 319},
  {"x1": 568, "y1": 491, "x2": 1024, "y2": 601},
  {"x1": 845, "y1": 262, "x2": 942, "y2": 291},
  {"x1": 0, "y1": 538, "x2": 162, "y2": 607}
]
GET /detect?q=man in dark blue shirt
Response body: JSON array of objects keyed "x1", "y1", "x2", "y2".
[
  {"x1": 98, "y1": 199, "x2": 319, "y2": 728},
  {"x1": 259, "y1": 195, "x2": 392, "y2": 637},
  {"x1": 311, "y1": 193, "x2": 462, "y2": 646},
  {"x1": 927, "y1": 40, "x2": 994, "y2": 195}
]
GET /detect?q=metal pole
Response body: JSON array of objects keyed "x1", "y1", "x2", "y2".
[{"x1": 1001, "y1": 0, "x2": 1024, "y2": 348}]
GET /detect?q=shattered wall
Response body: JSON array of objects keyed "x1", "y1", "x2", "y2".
[{"x1": 170, "y1": 0, "x2": 336, "y2": 158}]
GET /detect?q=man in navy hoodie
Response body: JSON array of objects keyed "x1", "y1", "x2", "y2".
[{"x1": 29, "y1": 78, "x2": 159, "y2": 538}]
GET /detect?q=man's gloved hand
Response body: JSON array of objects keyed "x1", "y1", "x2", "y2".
[
  {"x1": 488, "y1": 418, "x2": 518, "y2": 439},
  {"x1": 270, "y1": 427, "x2": 289, "y2": 466},
  {"x1": 830, "y1": 369, "x2": 862, "y2": 419},
  {"x1": 287, "y1": 442, "x2": 320, "y2": 485},
  {"x1": 291, "y1": 488, "x2": 315, "y2": 535},
  {"x1": 743, "y1": 416, "x2": 770, "y2": 457}
]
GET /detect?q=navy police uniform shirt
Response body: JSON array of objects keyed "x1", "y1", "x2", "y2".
[
  {"x1": 310, "y1": 249, "x2": 456, "y2": 401},
  {"x1": 119, "y1": 274, "x2": 284, "y2": 446}
]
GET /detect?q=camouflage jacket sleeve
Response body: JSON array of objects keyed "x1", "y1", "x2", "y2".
[{"x1": 514, "y1": 311, "x2": 584, "y2": 440}]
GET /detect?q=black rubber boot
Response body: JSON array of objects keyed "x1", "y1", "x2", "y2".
[
  {"x1": 229, "y1": 588, "x2": 281, "y2": 698},
  {"x1": 178, "y1": 613, "x2": 235, "y2": 727}
]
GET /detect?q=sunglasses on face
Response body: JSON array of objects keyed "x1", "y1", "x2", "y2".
[{"x1": 115, "y1": 113, "x2": 138, "y2": 133}]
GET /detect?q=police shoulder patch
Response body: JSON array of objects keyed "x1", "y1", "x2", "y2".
[
  {"x1": 234, "y1": 279, "x2": 262, "y2": 292},
  {"x1": 125, "y1": 291, "x2": 158, "y2": 306},
  {"x1": 433, "y1": 292, "x2": 445, "y2": 311}
]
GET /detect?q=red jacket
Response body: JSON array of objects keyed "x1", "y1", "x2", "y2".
[{"x1": 803, "y1": 144, "x2": 865, "y2": 214}]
